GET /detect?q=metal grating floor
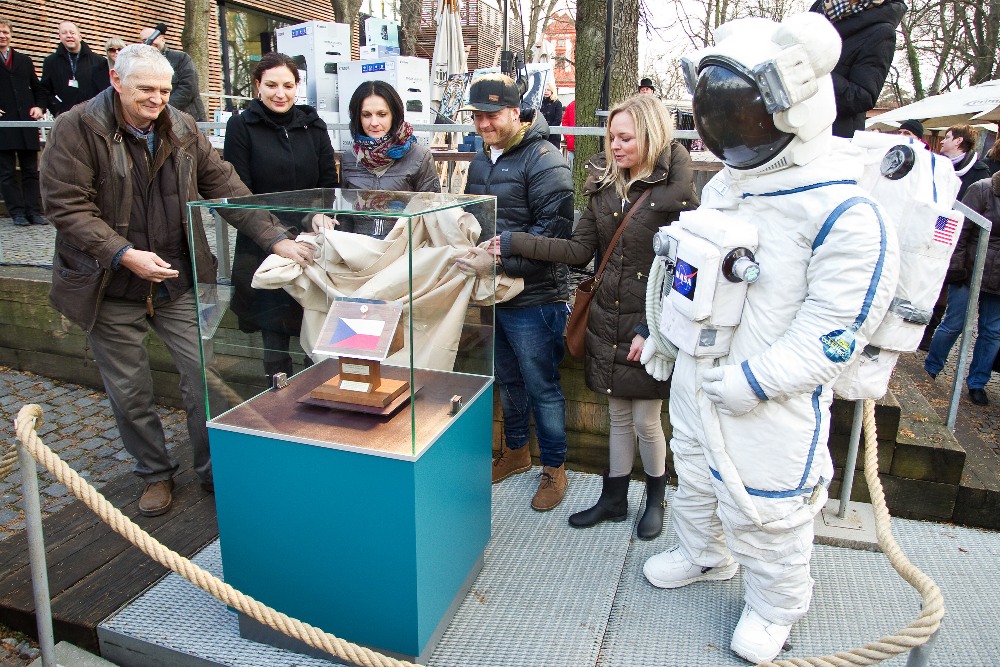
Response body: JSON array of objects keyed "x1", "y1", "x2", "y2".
[{"x1": 100, "y1": 469, "x2": 1000, "y2": 666}]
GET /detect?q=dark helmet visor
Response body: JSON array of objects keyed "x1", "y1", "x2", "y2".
[{"x1": 693, "y1": 61, "x2": 794, "y2": 170}]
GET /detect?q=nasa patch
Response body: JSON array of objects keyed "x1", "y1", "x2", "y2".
[{"x1": 673, "y1": 259, "x2": 698, "y2": 301}]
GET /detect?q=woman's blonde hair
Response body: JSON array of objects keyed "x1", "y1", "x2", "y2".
[{"x1": 601, "y1": 94, "x2": 674, "y2": 199}]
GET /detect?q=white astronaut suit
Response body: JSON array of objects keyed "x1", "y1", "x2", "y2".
[{"x1": 641, "y1": 14, "x2": 900, "y2": 663}]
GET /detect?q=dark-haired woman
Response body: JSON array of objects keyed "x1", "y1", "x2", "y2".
[
  {"x1": 224, "y1": 52, "x2": 338, "y2": 384},
  {"x1": 338, "y1": 80, "x2": 440, "y2": 237}
]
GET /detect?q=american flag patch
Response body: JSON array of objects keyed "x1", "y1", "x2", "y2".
[{"x1": 933, "y1": 215, "x2": 959, "y2": 245}]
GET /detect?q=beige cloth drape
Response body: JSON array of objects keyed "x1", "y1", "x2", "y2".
[{"x1": 252, "y1": 199, "x2": 522, "y2": 371}]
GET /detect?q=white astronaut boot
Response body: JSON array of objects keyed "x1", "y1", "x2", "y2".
[
  {"x1": 730, "y1": 604, "x2": 792, "y2": 663},
  {"x1": 643, "y1": 547, "x2": 738, "y2": 589}
]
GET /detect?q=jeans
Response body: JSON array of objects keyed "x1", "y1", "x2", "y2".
[
  {"x1": 494, "y1": 303, "x2": 568, "y2": 467},
  {"x1": 925, "y1": 283, "x2": 1000, "y2": 389}
]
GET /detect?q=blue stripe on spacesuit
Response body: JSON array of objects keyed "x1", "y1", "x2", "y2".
[
  {"x1": 811, "y1": 196, "x2": 887, "y2": 332},
  {"x1": 930, "y1": 152, "x2": 938, "y2": 202},
  {"x1": 708, "y1": 386, "x2": 822, "y2": 498},
  {"x1": 740, "y1": 179, "x2": 857, "y2": 199},
  {"x1": 742, "y1": 360, "x2": 768, "y2": 401}
]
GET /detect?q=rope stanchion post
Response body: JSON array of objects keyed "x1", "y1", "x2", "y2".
[
  {"x1": 837, "y1": 399, "x2": 864, "y2": 518},
  {"x1": 905, "y1": 623, "x2": 940, "y2": 667},
  {"x1": 12, "y1": 408, "x2": 60, "y2": 667}
]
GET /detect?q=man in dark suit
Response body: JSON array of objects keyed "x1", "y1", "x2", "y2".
[
  {"x1": 39, "y1": 21, "x2": 110, "y2": 116},
  {"x1": 0, "y1": 18, "x2": 46, "y2": 226}
]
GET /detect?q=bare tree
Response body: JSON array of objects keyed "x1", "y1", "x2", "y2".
[
  {"x1": 573, "y1": 0, "x2": 640, "y2": 206},
  {"x1": 398, "y1": 0, "x2": 422, "y2": 56},
  {"x1": 181, "y1": 0, "x2": 212, "y2": 113},
  {"x1": 331, "y1": 0, "x2": 365, "y2": 31}
]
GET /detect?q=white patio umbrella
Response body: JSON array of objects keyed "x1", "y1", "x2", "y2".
[
  {"x1": 431, "y1": 0, "x2": 468, "y2": 119},
  {"x1": 866, "y1": 79, "x2": 1000, "y2": 130}
]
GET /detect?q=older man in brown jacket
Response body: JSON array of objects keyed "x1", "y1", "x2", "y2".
[{"x1": 40, "y1": 44, "x2": 312, "y2": 516}]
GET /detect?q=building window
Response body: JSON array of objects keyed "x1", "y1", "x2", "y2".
[{"x1": 219, "y1": 3, "x2": 291, "y2": 108}]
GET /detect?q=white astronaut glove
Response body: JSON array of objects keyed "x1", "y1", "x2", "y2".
[
  {"x1": 639, "y1": 336, "x2": 675, "y2": 382},
  {"x1": 702, "y1": 365, "x2": 761, "y2": 417}
]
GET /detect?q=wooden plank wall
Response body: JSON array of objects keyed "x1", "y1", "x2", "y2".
[{"x1": 0, "y1": 0, "x2": 335, "y2": 115}]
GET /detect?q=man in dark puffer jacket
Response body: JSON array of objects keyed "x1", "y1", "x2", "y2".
[
  {"x1": 460, "y1": 74, "x2": 574, "y2": 512},
  {"x1": 810, "y1": 0, "x2": 906, "y2": 138}
]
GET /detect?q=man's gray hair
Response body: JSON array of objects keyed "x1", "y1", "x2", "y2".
[{"x1": 113, "y1": 44, "x2": 173, "y2": 85}]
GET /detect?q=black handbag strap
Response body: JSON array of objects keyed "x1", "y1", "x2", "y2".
[{"x1": 593, "y1": 189, "x2": 652, "y2": 286}]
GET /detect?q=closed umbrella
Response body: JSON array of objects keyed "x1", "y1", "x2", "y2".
[
  {"x1": 867, "y1": 80, "x2": 1000, "y2": 130},
  {"x1": 431, "y1": 0, "x2": 468, "y2": 118}
]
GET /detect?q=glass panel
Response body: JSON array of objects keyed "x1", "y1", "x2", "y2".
[{"x1": 190, "y1": 188, "x2": 497, "y2": 458}]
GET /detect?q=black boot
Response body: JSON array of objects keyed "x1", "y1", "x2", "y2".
[
  {"x1": 568, "y1": 473, "x2": 629, "y2": 528},
  {"x1": 636, "y1": 473, "x2": 668, "y2": 540}
]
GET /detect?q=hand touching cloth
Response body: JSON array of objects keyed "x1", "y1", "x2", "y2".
[
  {"x1": 702, "y1": 364, "x2": 761, "y2": 416},
  {"x1": 454, "y1": 246, "x2": 496, "y2": 277}
]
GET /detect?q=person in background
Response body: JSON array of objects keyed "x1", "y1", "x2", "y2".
[
  {"x1": 338, "y1": 80, "x2": 440, "y2": 235},
  {"x1": 0, "y1": 18, "x2": 47, "y2": 227},
  {"x1": 487, "y1": 94, "x2": 698, "y2": 539},
  {"x1": 985, "y1": 139, "x2": 1000, "y2": 176},
  {"x1": 918, "y1": 123, "x2": 987, "y2": 350},
  {"x1": 40, "y1": 45, "x2": 313, "y2": 517},
  {"x1": 224, "y1": 52, "x2": 337, "y2": 385},
  {"x1": 139, "y1": 26, "x2": 206, "y2": 121},
  {"x1": 540, "y1": 82, "x2": 564, "y2": 150},
  {"x1": 638, "y1": 77, "x2": 656, "y2": 95},
  {"x1": 924, "y1": 171, "x2": 1000, "y2": 406},
  {"x1": 896, "y1": 119, "x2": 927, "y2": 146},
  {"x1": 563, "y1": 98, "x2": 576, "y2": 170},
  {"x1": 939, "y1": 124, "x2": 991, "y2": 200},
  {"x1": 811, "y1": 0, "x2": 906, "y2": 138},
  {"x1": 104, "y1": 36, "x2": 126, "y2": 70},
  {"x1": 39, "y1": 21, "x2": 110, "y2": 115},
  {"x1": 458, "y1": 74, "x2": 574, "y2": 512}
]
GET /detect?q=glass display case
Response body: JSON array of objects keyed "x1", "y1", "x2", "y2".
[{"x1": 187, "y1": 188, "x2": 499, "y2": 663}]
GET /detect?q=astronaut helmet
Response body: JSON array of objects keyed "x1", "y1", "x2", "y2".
[{"x1": 682, "y1": 13, "x2": 842, "y2": 177}]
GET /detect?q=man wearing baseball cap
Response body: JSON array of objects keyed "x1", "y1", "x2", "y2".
[{"x1": 457, "y1": 73, "x2": 574, "y2": 511}]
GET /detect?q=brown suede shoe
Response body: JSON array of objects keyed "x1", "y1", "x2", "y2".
[
  {"x1": 531, "y1": 464, "x2": 567, "y2": 511},
  {"x1": 492, "y1": 444, "x2": 532, "y2": 484},
  {"x1": 139, "y1": 479, "x2": 174, "y2": 517}
]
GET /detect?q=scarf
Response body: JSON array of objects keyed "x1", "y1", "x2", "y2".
[
  {"x1": 353, "y1": 121, "x2": 415, "y2": 172},
  {"x1": 821, "y1": 0, "x2": 886, "y2": 22}
]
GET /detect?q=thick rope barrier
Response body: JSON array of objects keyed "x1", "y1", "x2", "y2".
[
  {"x1": 5, "y1": 399, "x2": 944, "y2": 667},
  {"x1": 9, "y1": 404, "x2": 424, "y2": 667},
  {"x1": 760, "y1": 398, "x2": 945, "y2": 667}
]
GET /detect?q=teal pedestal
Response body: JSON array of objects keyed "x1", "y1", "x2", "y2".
[{"x1": 207, "y1": 361, "x2": 493, "y2": 664}]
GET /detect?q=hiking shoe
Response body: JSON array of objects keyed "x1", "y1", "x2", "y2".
[
  {"x1": 730, "y1": 604, "x2": 792, "y2": 663},
  {"x1": 12, "y1": 215, "x2": 29, "y2": 227},
  {"x1": 492, "y1": 444, "x2": 531, "y2": 483},
  {"x1": 28, "y1": 213, "x2": 48, "y2": 225},
  {"x1": 643, "y1": 546, "x2": 738, "y2": 589},
  {"x1": 139, "y1": 479, "x2": 174, "y2": 517},
  {"x1": 531, "y1": 464, "x2": 567, "y2": 511}
]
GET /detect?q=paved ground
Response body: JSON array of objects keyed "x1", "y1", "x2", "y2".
[{"x1": 1, "y1": 213, "x2": 998, "y2": 666}]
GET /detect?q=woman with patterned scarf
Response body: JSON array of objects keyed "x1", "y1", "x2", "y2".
[
  {"x1": 338, "y1": 80, "x2": 441, "y2": 238},
  {"x1": 810, "y1": 0, "x2": 906, "y2": 138}
]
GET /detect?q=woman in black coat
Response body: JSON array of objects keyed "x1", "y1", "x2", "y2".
[
  {"x1": 0, "y1": 20, "x2": 46, "y2": 226},
  {"x1": 810, "y1": 0, "x2": 906, "y2": 138},
  {"x1": 539, "y1": 83, "x2": 564, "y2": 150},
  {"x1": 224, "y1": 52, "x2": 338, "y2": 383}
]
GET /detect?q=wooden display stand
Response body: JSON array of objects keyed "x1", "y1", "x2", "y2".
[{"x1": 308, "y1": 299, "x2": 408, "y2": 411}]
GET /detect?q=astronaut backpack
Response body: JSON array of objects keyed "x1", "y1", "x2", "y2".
[{"x1": 832, "y1": 131, "x2": 963, "y2": 400}]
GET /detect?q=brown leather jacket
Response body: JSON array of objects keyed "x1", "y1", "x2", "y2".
[
  {"x1": 506, "y1": 142, "x2": 699, "y2": 399},
  {"x1": 40, "y1": 87, "x2": 289, "y2": 332}
]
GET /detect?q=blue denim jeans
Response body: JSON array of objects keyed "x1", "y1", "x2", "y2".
[
  {"x1": 494, "y1": 303, "x2": 569, "y2": 467},
  {"x1": 925, "y1": 283, "x2": 1000, "y2": 389}
]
